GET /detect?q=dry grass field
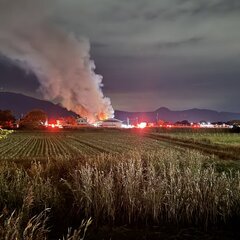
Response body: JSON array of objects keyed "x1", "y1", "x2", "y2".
[{"x1": 0, "y1": 128, "x2": 240, "y2": 239}]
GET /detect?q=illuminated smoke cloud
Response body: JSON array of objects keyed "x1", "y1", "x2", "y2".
[{"x1": 0, "y1": 0, "x2": 114, "y2": 122}]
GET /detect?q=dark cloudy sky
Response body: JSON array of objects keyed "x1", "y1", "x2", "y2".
[{"x1": 0, "y1": 0, "x2": 240, "y2": 112}]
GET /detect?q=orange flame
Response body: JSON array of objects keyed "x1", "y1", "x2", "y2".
[{"x1": 98, "y1": 112, "x2": 108, "y2": 121}]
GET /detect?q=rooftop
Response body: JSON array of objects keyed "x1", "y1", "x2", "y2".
[{"x1": 102, "y1": 118, "x2": 122, "y2": 123}]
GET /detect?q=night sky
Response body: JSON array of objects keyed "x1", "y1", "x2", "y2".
[{"x1": 0, "y1": 0, "x2": 240, "y2": 112}]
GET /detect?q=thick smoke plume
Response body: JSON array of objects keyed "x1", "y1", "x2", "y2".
[{"x1": 0, "y1": 0, "x2": 114, "y2": 122}]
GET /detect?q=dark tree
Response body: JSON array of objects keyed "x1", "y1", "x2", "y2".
[
  {"x1": 227, "y1": 120, "x2": 240, "y2": 126},
  {"x1": 175, "y1": 120, "x2": 191, "y2": 126},
  {"x1": 0, "y1": 110, "x2": 16, "y2": 129},
  {"x1": 20, "y1": 109, "x2": 48, "y2": 129},
  {"x1": 232, "y1": 125, "x2": 240, "y2": 133},
  {"x1": 64, "y1": 116, "x2": 77, "y2": 125}
]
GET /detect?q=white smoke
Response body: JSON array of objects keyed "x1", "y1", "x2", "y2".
[{"x1": 0, "y1": 0, "x2": 114, "y2": 122}]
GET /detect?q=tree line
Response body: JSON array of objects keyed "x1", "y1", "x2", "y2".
[{"x1": 0, "y1": 109, "x2": 47, "y2": 129}]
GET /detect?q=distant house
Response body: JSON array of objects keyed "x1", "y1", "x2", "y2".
[
  {"x1": 101, "y1": 118, "x2": 122, "y2": 128},
  {"x1": 76, "y1": 117, "x2": 89, "y2": 126},
  {"x1": 62, "y1": 117, "x2": 89, "y2": 128}
]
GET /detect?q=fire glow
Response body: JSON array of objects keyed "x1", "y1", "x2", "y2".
[
  {"x1": 46, "y1": 120, "x2": 63, "y2": 129},
  {"x1": 98, "y1": 112, "x2": 108, "y2": 121},
  {"x1": 137, "y1": 122, "x2": 147, "y2": 129}
]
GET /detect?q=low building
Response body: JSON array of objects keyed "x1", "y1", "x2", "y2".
[
  {"x1": 76, "y1": 117, "x2": 89, "y2": 126},
  {"x1": 101, "y1": 118, "x2": 122, "y2": 128}
]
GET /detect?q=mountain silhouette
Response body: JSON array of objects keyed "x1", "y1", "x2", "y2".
[
  {"x1": 0, "y1": 92, "x2": 78, "y2": 119},
  {"x1": 115, "y1": 107, "x2": 240, "y2": 123},
  {"x1": 1, "y1": 92, "x2": 240, "y2": 122}
]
